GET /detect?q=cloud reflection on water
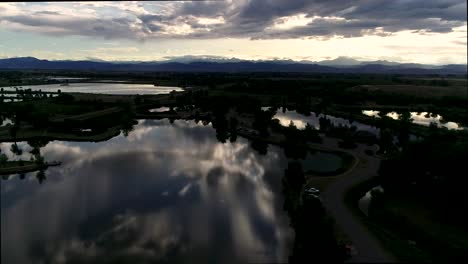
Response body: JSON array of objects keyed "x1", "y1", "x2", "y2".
[
  {"x1": 1, "y1": 119, "x2": 292, "y2": 264},
  {"x1": 272, "y1": 109, "x2": 380, "y2": 134},
  {"x1": 362, "y1": 110, "x2": 466, "y2": 130}
]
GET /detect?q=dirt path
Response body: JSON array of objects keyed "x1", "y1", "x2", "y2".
[{"x1": 313, "y1": 137, "x2": 397, "y2": 263}]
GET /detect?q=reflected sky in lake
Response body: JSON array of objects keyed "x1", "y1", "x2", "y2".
[
  {"x1": 1, "y1": 83, "x2": 183, "y2": 95},
  {"x1": 362, "y1": 110, "x2": 466, "y2": 130},
  {"x1": 268, "y1": 108, "x2": 379, "y2": 135},
  {"x1": 1, "y1": 120, "x2": 294, "y2": 264},
  {"x1": 149, "y1": 107, "x2": 171, "y2": 113},
  {"x1": 1, "y1": 118, "x2": 13, "y2": 127}
]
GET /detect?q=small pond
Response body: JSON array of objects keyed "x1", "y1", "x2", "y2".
[
  {"x1": 299, "y1": 151, "x2": 343, "y2": 174},
  {"x1": 149, "y1": 107, "x2": 171, "y2": 113},
  {"x1": 358, "y1": 186, "x2": 384, "y2": 216}
]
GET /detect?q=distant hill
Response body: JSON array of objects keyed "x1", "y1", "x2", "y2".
[{"x1": 0, "y1": 57, "x2": 466, "y2": 74}]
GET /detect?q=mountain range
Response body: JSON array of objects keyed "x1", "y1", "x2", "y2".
[{"x1": 0, "y1": 56, "x2": 466, "y2": 74}]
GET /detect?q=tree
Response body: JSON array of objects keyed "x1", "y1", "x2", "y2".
[
  {"x1": 284, "y1": 161, "x2": 305, "y2": 190},
  {"x1": 0, "y1": 153, "x2": 8, "y2": 165},
  {"x1": 397, "y1": 112, "x2": 412, "y2": 148},
  {"x1": 282, "y1": 161, "x2": 344, "y2": 263},
  {"x1": 378, "y1": 128, "x2": 394, "y2": 154},
  {"x1": 319, "y1": 116, "x2": 332, "y2": 132},
  {"x1": 304, "y1": 122, "x2": 322, "y2": 143},
  {"x1": 251, "y1": 139, "x2": 268, "y2": 155},
  {"x1": 34, "y1": 154, "x2": 45, "y2": 165},
  {"x1": 27, "y1": 139, "x2": 50, "y2": 155},
  {"x1": 121, "y1": 115, "x2": 135, "y2": 137},
  {"x1": 252, "y1": 109, "x2": 273, "y2": 137},
  {"x1": 228, "y1": 116, "x2": 239, "y2": 143},
  {"x1": 36, "y1": 170, "x2": 46, "y2": 184},
  {"x1": 10, "y1": 143, "x2": 22, "y2": 156},
  {"x1": 283, "y1": 121, "x2": 308, "y2": 159}
]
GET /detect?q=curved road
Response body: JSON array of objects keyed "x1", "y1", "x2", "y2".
[{"x1": 311, "y1": 137, "x2": 397, "y2": 263}]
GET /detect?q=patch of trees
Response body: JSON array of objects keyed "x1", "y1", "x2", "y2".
[
  {"x1": 252, "y1": 108, "x2": 275, "y2": 137},
  {"x1": 282, "y1": 162, "x2": 346, "y2": 262},
  {"x1": 378, "y1": 131, "x2": 468, "y2": 223},
  {"x1": 343, "y1": 89, "x2": 468, "y2": 109},
  {"x1": 210, "y1": 108, "x2": 239, "y2": 144},
  {"x1": 0, "y1": 152, "x2": 7, "y2": 165},
  {"x1": 281, "y1": 121, "x2": 308, "y2": 159}
]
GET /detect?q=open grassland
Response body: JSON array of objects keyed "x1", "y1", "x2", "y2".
[{"x1": 349, "y1": 84, "x2": 468, "y2": 99}]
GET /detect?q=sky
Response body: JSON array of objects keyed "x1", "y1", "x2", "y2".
[{"x1": 0, "y1": 1, "x2": 467, "y2": 64}]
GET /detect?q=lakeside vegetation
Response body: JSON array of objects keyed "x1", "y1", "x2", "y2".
[
  {"x1": 345, "y1": 128, "x2": 468, "y2": 262},
  {"x1": 283, "y1": 162, "x2": 347, "y2": 262}
]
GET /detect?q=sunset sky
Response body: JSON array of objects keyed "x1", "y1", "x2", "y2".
[{"x1": 0, "y1": 1, "x2": 466, "y2": 64}]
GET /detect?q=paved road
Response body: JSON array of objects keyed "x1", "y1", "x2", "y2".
[{"x1": 314, "y1": 138, "x2": 397, "y2": 263}]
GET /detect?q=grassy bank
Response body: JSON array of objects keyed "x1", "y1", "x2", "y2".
[
  {"x1": 0, "y1": 161, "x2": 53, "y2": 175},
  {"x1": 0, "y1": 125, "x2": 122, "y2": 142}
]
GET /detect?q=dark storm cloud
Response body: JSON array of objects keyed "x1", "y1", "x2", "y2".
[
  {"x1": 202, "y1": 0, "x2": 467, "y2": 39},
  {"x1": 1, "y1": 0, "x2": 466, "y2": 40},
  {"x1": 1, "y1": 13, "x2": 141, "y2": 39},
  {"x1": 176, "y1": 1, "x2": 228, "y2": 17}
]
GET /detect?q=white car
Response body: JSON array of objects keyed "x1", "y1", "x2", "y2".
[{"x1": 304, "y1": 187, "x2": 320, "y2": 195}]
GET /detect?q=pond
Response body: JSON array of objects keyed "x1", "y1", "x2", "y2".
[
  {"x1": 299, "y1": 151, "x2": 343, "y2": 174},
  {"x1": 358, "y1": 186, "x2": 384, "y2": 216},
  {"x1": 362, "y1": 110, "x2": 467, "y2": 131},
  {"x1": 0, "y1": 83, "x2": 183, "y2": 95},
  {"x1": 1, "y1": 118, "x2": 13, "y2": 127},
  {"x1": 264, "y1": 107, "x2": 380, "y2": 135},
  {"x1": 149, "y1": 107, "x2": 171, "y2": 113},
  {"x1": 1, "y1": 98, "x2": 23, "y2": 103},
  {"x1": 1, "y1": 119, "x2": 300, "y2": 263}
]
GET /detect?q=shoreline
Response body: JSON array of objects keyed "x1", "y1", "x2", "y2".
[{"x1": 0, "y1": 161, "x2": 61, "y2": 176}]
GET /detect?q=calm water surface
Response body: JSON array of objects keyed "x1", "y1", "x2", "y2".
[
  {"x1": 265, "y1": 107, "x2": 379, "y2": 135},
  {"x1": 300, "y1": 152, "x2": 343, "y2": 173},
  {"x1": 149, "y1": 107, "x2": 171, "y2": 113},
  {"x1": 358, "y1": 186, "x2": 384, "y2": 216},
  {"x1": 1, "y1": 118, "x2": 13, "y2": 127},
  {"x1": 1, "y1": 119, "x2": 297, "y2": 264},
  {"x1": 362, "y1": 110, "x2": 466, "y2": 130},
  {"x1": 1, "y1": 83, "x2": 183, "y2": 95}
]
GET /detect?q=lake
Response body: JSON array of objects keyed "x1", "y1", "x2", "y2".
[
  {"x1": 1, "y1": 119, "x2": 302, "y2": 263},
  {"x1": 362, "y1": 110, "x2": 467, "y2": 130},
  {"x1": 265, "y1": 107, "x2": 380, "y2": 135},
  {"x1": 1, "y1": 83, "x2": 183, "y2": 95}
]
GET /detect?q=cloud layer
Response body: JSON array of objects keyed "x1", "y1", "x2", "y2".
[{"x1": 0, "y1": 0, "x2": 466, "y2": 40}]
